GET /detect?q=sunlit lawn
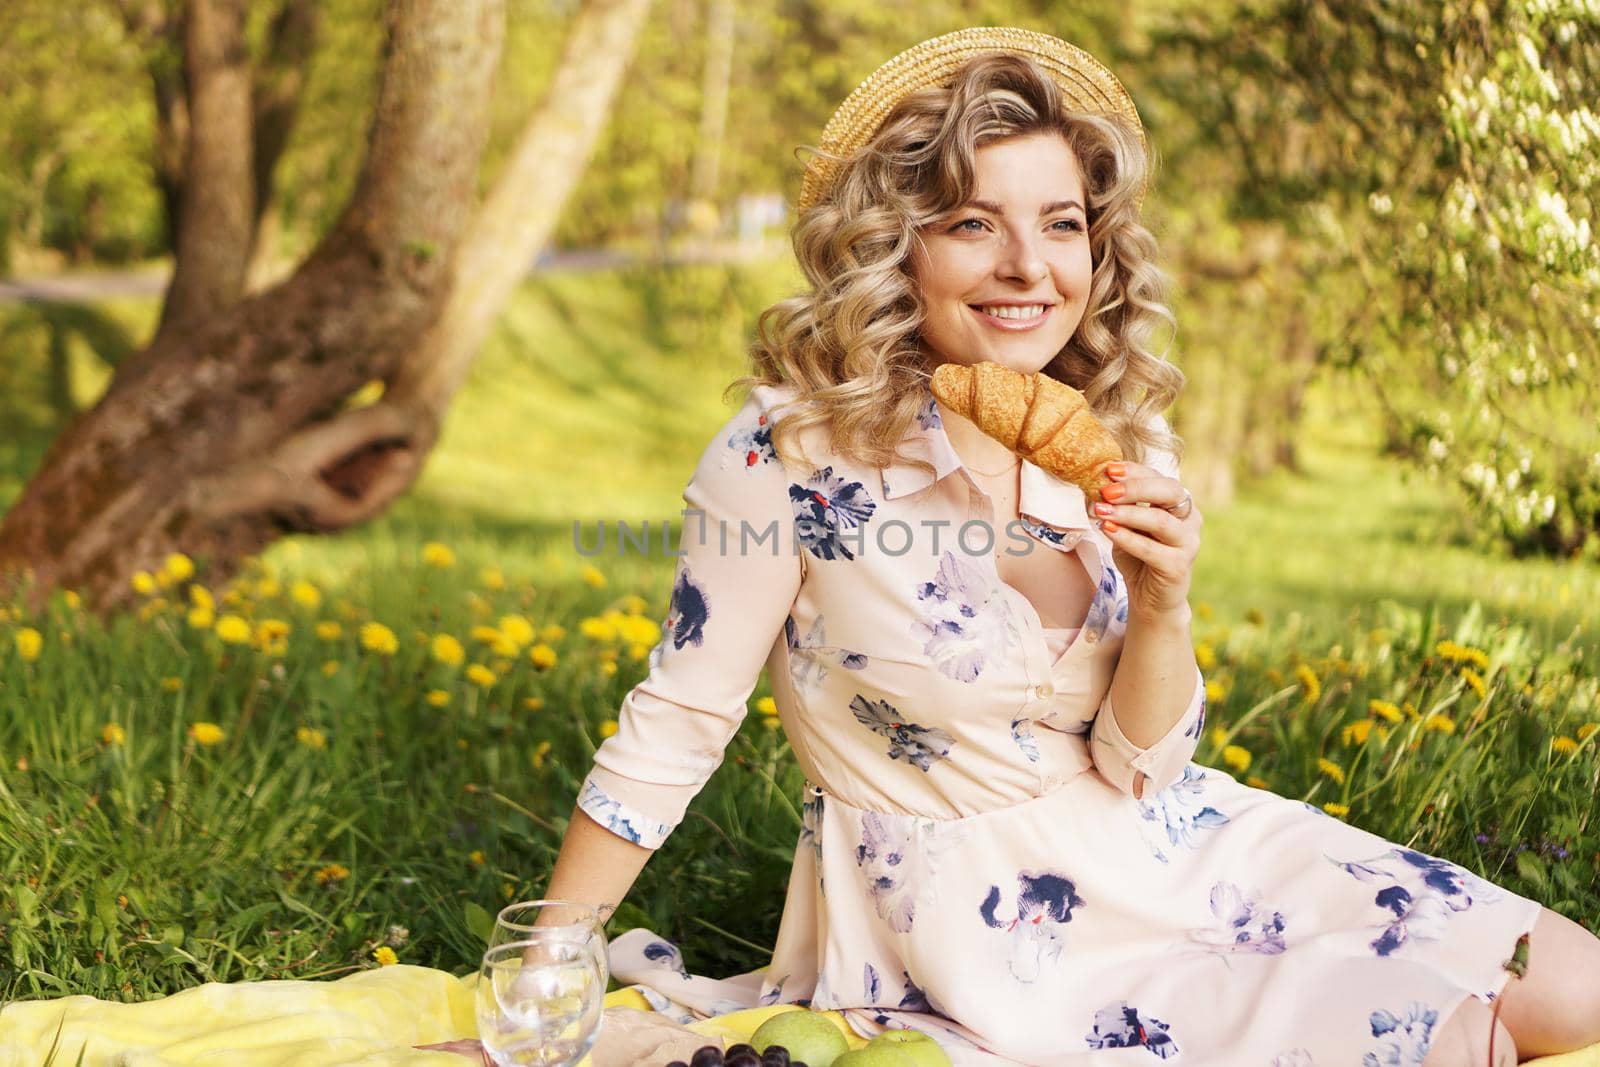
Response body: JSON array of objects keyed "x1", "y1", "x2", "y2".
[{"x1": 1, "y1": 260, "x2": 1596, "y2": 1005}]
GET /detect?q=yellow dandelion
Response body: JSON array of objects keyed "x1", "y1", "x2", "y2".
[
  {"x1": 469, "y1": 624, "x2": 503, "y2": 645},
  {"x1": 479, "y1": 567, "x2": 506, "y2": 591},
  {"x1": 580, "y1": 564, "x2": 607, "y2": 589},
  {"x1": 578, "y1": 617, "x2": 617, "y2": 642},
  {"x1": 161, "y1": 553, "x2": 195, "y2": 584},
  {"x1": 431, "y1": 633, "x2": 465, "y2": 667},
  {"x1": 1402, "y1": 701, "x2": 1420, "y2": 720},
  {"x1": 188, "y1": 722, "x2": 225, "y2": 747},
  {"x1": 466, "y1": 664, "x2": 497, "y2": 688},
  {"x1": 1195, "y1": 601, "x2": 1214, "y2": 620},
  {"x1": 136, "y1": 598, "x2": 167, "y2": 622},
  {"x1": 598, "y1": 719, "x2": 620, "y2": 739},
  {"x1": 372, "y1": 946, "x2": 398, "y2": 966},
  {"x1": 619, "y1": 615, "x2": 661, "y2": 645},
  {"x1": 255, "y1": 577, "x2": 281, "y2": 600},
  {"x1": 620, "y1": 594, "x2": 649, "y2": 615},
  {"x1": 160, "y1": 676, "x2": 182, "y2": 692},
  {"x1": 131, "y1": 571, "x2": 157, "y2": 596},
  {"x1": 1322, "y1": 803, "x2": 1351, "y2": 818},
  {"x1": 629, "y1": 643, "x2": 651, "y2": 661},
  {"x1": 763, "y1": 716, "x2": 782, "y2": 732},
  {"x1": 522, "y1": 697, "x2": 544, "y2": 711},
  {"x1": 290, "y1": 580, "x2": 322, "y2": 610},
  {"x1": 1423, "y1": 713, "x2": 1456, "y2": 735},
  {"x1": 1295, "y1": 664, "x2": 1321, "y2": 705},
  {"x1": 755, "y1": 696, "x2": 778, "y2": 717},
  {"x1": 314, "y1": 863, "x2": 350, "y2": 885},
  {"x1": 14, "y1": 628, "x2": 43, "y2": 663},
  {"x1": 1368, "y1": 699, "x2": 1403, "y2": 723},
  {"x1": 215, "y1": 614, "x2": 253, "y2": 645},
  {"x1": 528, "y1": 644, "x2": 558, "y2": 670},
  {"x1": 531, "y1": 740, "x2": 553, "y2": 769},
  {"x1": 1245, "y1": 775, "x2": 1270, "y2": 789},
  {"x1": 1342, "y1": 720, "x2": 1374, "y2": 746},
  {"x1": 540, "y1": 623, "x2": 566, "y2": 642},
  {"x1": 321, "y1": 660, "x2": 340, "y2": 677},
  {"x1": 63, "y1": 590, "x2": 81, "y2": 610},
  {"x1": 315, "y1": 621, "x2": 343, "y2": 641},
  {"x1": 600, "y1": 661, "x2": 618, "y2": 676},
  {"x1": 1209, "y1": 725, "x2": 1228, "y2": 748},
  {"x1": 1222, "y1": 745, "x2": 1252, "y2": 772},
  {"x1": 1194, "y1": 643, "x2": 1217, "y2": 671},
  {"x1": 1205, "y1": 680, "x2": 1227, "y2": 705},
  {"x1": 425, "y1": 689, "x2": 451, "y2": 708},
  {"x1": 255, "y1": 619, "x2": 291, "y2": 647},
  {"x1": 1551, "y1": 736, "x2": 1579, "y2": 755},
  {"x1": 1460, "y1": 667, "x2": 1487, "y2": 701},
  {"x1": 499, "y1": 614, "x2": 535, "y2": 647},
  {"x1": 101, "y1": 723, "x2": 126, "y2": 746},
  {"x1": 296, "y1": 726, "x2": 327, "y2": 750},
  {"x1": 189, "y1": 585, "x2": 215, "y2": 612},
  {"x1": 1316, "y1": 757, "x2": 1346, "y2": 785},
  {"x1": 359, "y1": 621, "x2": 399, "y2": 656},
  {"x1": 421, "y1": 542, "x2": 456, "y2": 568},
  {"x1": 1577, "y1": 723, "x2": 1599, "y2": 741},
  {"x1": 187, "y1": 606, "x2": 215, "y2": 629}
]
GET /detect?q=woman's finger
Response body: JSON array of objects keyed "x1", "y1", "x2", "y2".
[{"x1": 1093, "y1": 501, "x2": 1191, "y2": 549}]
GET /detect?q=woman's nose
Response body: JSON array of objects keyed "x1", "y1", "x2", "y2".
[{"x1": 996, "y1": 230, "x2": 1048, "y2": 284}]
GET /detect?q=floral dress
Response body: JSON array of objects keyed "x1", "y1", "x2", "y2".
[{"x1": 578, "y1": 381, "x2": 1543, "y2": 1066}]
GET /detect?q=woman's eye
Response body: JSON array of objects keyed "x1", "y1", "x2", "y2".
[
  {"x1": 951, "y1": 218, "x2": 985, "y2": 232},
  {"x1": 1052, "y1": 218, "x2": 1084, "y2": 233}
]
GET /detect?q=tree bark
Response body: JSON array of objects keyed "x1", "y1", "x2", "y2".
[{"x1": 0, "y1": 0, "x2": 506, "y2": 612}]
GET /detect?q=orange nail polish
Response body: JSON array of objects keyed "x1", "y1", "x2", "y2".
[
  {"x1": 1101, "y1": 484, "x2": 1126, "y2": 501},
  {"x1": 1101, "y1": 519, "x2": 1120, "y2": 533},
  {"x1": 1106, "y1": 463, "x2": 1126, "y2": 479}
]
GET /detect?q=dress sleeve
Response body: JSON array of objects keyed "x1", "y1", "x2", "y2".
[
  {"x1": 1088, "y1": 412, "x2": 1206, "y2": 800},
  {"x1": 576, "y1": 393, "x2": 803, "y2": 849}
]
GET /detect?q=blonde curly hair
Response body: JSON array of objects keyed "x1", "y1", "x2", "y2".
[{"x1": 728, "y1": 50, "x2": 1185, "y2": 485}]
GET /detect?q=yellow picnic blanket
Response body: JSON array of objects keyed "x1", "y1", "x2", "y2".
[
  {"x1": 0, "y1": 965, "x2": 1593, "y2": 1066},
  {"x1": 0, "y1": 966, "x2": 863, "y2": 1067}
]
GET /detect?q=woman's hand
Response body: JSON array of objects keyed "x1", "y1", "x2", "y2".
[{"x1": 1091, "y1": 461, "x2": 1201, "y2": 620}]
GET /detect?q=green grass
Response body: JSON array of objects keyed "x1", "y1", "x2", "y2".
[{"x1": 1, "y1": 259, "x2": 1597, "y2": 1010}]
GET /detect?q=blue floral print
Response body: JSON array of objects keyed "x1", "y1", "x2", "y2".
[
  {"x1": 856, "y1": 812, "x2": 918, "y2": 932},
  {"x1": 789, "y1": 466, "x2": 876, "y2": 561},
  {"x1": 1016, "y1": 515, "x2": 1084, "y2": 552},
  {"x1": 849, "y1": 694, "x2": 955, "y2": 771},
  {"x1": 1010, "y1": 716, "x2": 1042, "y2": 763},
  {"x1": 911, "y1": 550, "x2": 1018, "y2": 683},
  {"x1": 800, "y1": 786, "x2": 825, "y2": 895},
  {"x1": 864, "y1": 962, "x2": 882, "y2": 1002},
  {"x1": 1362, "y1": 1001, "x2": 1437, "y2": 1066},
  {"x1": 1084, "y1": 1001, "x2": 1179, "y2": 1058},
  {"x1": 1185, "y1": 684, "x2": 1208, "y2": 740},
  {"x1": 898, "y1": 970, "x2": 933, "y2": 1013},
  {"x1": 1270, "y1": 1050, "x2": 1315, "y2": 1067},
  {"x1": 1328, "y1": 847, "x2": 1505, "y2": 956},
  {"x1": 576, "y1": 779, "x2": 674, "y2": 848},
  {"x1": 757, "y1": 975, "x2": 787, "y2": 1006},
  {"x1": 665, "y1": 562, "x2": 710, "y2": 651},
  {"x1": 1186, "y1": 882, "x2": 1288, "y2": 960},
  {"x1": 1136, "y1": 765, "x2": 1231, "y2": 863},
  {"x1": 1082, "y1": 564, "x2": 1129, "y2": 639},
  {"x1": 641, "y1": 938, "x2": 690, "y2": 980},
  {"x1": 785, "y1": 614, "x2": 868, "y2": 700},
  {"x1": 979, "y1": 870, "x2": 1085, "y2": 982},
  {"x1": 726, "y1": 411, "x2": 777, "y2": 468}
]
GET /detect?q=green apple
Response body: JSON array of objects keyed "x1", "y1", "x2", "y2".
[
  {"x1": 831, "y1": 1048, "x2": 916, "y2": 1067},
  {"x1": 867, "y1": 1030, "x2": 953, "y2": 1067},
  {"x1": 750, "y1": 1010, "x2": 851, "y2": 1067}
]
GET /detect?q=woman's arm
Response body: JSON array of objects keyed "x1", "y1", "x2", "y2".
[
  {"x1": 537, "y1": 804, "x2": 655, "y2": 926},
  {"x1": 1106, "y1": 602, "x2": 1197, "y2": 749}
]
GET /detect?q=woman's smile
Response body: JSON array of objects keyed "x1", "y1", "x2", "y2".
[{"x1": 969, "y1": 302, "x2": 1055, "y2": 331}]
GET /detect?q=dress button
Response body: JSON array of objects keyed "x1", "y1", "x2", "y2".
[
  {"x1": 1085, "y1": 630, "x2": 1099, "y2": 644},
  {"x1": 1032, "y1": 683, "x2": 1052, "y2": 699}
]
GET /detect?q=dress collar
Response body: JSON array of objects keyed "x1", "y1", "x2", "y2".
[{"x1": 877, "y1": 385, "x2": 1096, "y2": 538}]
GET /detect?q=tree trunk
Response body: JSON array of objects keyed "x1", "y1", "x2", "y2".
[{"x1": 0, "y1": 0, "x2": 506, "y2": 612}]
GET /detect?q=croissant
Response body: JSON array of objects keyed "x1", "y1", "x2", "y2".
[{"x1": 929, "y1": 361, "x2": 1123, "y2": 502}]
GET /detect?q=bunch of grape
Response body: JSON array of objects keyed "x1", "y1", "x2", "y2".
[{"x1": 668, "y1": 1042, "x2": 806, "y2": 1067}]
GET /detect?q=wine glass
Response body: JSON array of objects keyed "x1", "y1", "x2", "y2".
[
  {"x1": 475, "y1": 937, "x2": 605, "y2": 1067},
  {"x1": 492, "y1": 900, "x2": 609, "y2": 990}
]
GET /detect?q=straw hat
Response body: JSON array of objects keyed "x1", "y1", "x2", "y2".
[{"x1": 796, "y1": 26, "x2": 1148, "y2": 214}]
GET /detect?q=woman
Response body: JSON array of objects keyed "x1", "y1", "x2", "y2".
[{"x1": 544, "y1": 29, "x2": 1600, "y2": 1066}]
